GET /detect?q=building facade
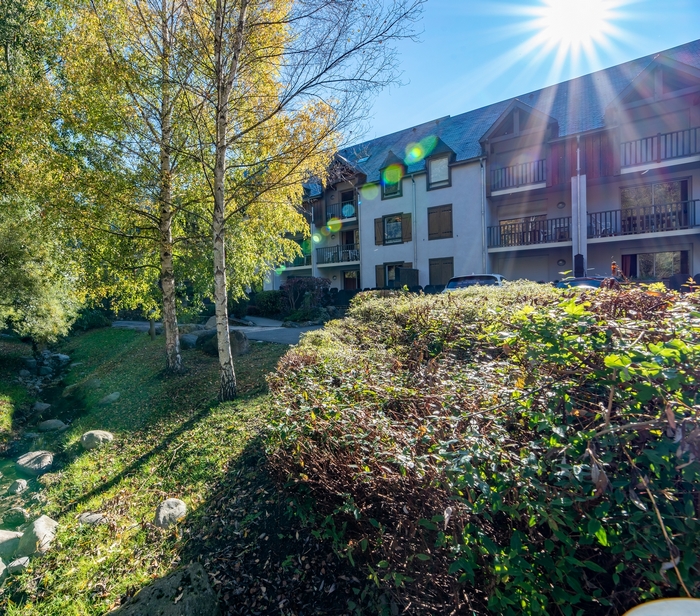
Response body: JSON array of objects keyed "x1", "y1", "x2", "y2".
[{"x1": 266, "y1": 39, "x2": 700, "y2": 292}]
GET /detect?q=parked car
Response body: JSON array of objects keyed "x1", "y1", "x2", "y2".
[
  {"x1": 554, "y1": 276, "x2": 606, "y2": 289},
  {"x1": 442, "y1": 274, "x2": 507, "y2": 292}
]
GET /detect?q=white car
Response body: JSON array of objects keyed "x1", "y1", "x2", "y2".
[{"x1": 442, "y1": 274, "x2": 507, "y2": 292}]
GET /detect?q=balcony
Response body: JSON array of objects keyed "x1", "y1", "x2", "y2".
[
  {"x1": 326, "y1": 199, "x2": 357, "y2": 221},
  {"x1": 285, "y1": 254, "x2": 312, "y2": 268},
  {"x1": 487, "y1": 217, "x2": 571, "y2": 248},
  {"x1": 588, "y1": 200, "x2": 699, "y2": 238},
  {"x1": 491, "y1": 159, "x2": 546, "y2": 193},
  {"x1": 620, "y1": 127, "x2": 700, "y2": 168},
  {"x1": 317, "y1": 243, "x2": 360, "y2": 265}
]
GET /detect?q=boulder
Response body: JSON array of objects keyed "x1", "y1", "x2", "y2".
[
  {"x1": 154, "y1": 498, "x2": 187, "y2": 528},
  {"x1": 23, "y1": 358, "x2": 37, "y2": 371},
  {"x1": 38, "y1": 366, "x2": 52, "y2": 376},
  {"x1": 85, "y1": 378, "x2": 102, "y2": 389},
  {"x1": 179, "y1": 334, "x2": 199, "y2": 350},
  {"x1": 78, "y1": 512, "x2": 106, "y2": 526},
  {"x1": 19, "y1": 370, "x2": 31, "y2": 378},
  {"x1": 16, "y1": 450, "x2": 54, "y2": 476},
  {"x1": 3, "y1": 507, "x2": 30, "y2": 527},
  {"x1": 32, "y1": 402, "x2": 51, "y2": 414},
  {"x1": 62, "y1": 383, "x2": 79, "y2": 398},
  {"x1": 80, "y1": 430, "x2": 114, "y2": 450},
  {"x1": 201, "y1": 330, "x2": 249, "y2": 357},
  {"x1": 15, "y1": 515, "x2": 58, "y2": 557},
  {"x1": 38, "y1": 419, "x2": 67, "y2": 432},
  {"x1": 0, "y1": 558, "x2": 5, "y2": 582},
  {"x1": 205, "y1": 315, "x2": 217, "y2": 329},
  {"x1": 7, "y1": 556, "x2": 29, "y2": 574},
  {"x1": 99, "y1": 392, "x2": 120, "y2": 405},
  {"x1": 23, "y1": 432, "x2": 40, "y2": 439},
  {"x1": 194, "y1": 329, "x2": 217, "y2": 347},
  {"x1": 109, "y1": 563, "x2": 218, "y2": 616},
  {"x1": 53, "y1": 353, "x2": 71, "y2": 365},
  {"x1": 7, "y1": 479, "x2": 28, "y2": 495},
  {"x1": 0, "y1": 530, "x2": 23, "y2": 560}
]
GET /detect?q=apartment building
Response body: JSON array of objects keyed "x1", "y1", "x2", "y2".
[{"x1": 266, "y1": 39, "x2": 700, "y2": 291}]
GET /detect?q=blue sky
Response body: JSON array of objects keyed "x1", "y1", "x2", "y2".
[{"x1": 361, "y1": 0, "x2": 700, "y2": 140}]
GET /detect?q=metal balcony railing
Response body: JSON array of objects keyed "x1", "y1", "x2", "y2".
[
  {"x1": 491, "y1": 159, "x2": 546, "y2": 191},
  {"x1": 487, "y1": 216, "x2": 571, "y2": 248},
  {"x1": 285, "y1": 254, "x2": 312, "y2": 268},
  {"x1": 326, "y1": 199, "x2": 357, "y2": 220},
  {"x1": 620, "y1": 127, "x2": 700, "y2": 167},
  {"x1": 317, "y1": 243, "x2": 360, "y2": 265},
  {"x1": 587, "y1": 200, "x2": 699, "y2": 238}
]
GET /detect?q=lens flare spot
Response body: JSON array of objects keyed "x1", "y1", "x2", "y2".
[
  {"x1": 327, "y1": 217, "x2": 342, "y2": 233},
  {"x1": 301, "y1": 239, "x2": 311, "y2": 253},
  {"x1": 341, "y1": 203, "x2": 356, "y2": 218},
  {"x1": 320, "y1": 226, "x2": 331, "y2": 237},
  {"x1": 275, "y1": 265, "x2": 286, "y2": 275},
  {"x1": 404, "y1": 142, "x2": 424, "y2": 165},
  {"x1": 361, "y1": 183, "x2": 379, "y2": 201},
  {"x1": 312, "y1": 233, "x2": 322, "y2": 243},
  {"x1": 419, "y1": 135, "x2": 438, "y2": 157},
  {"x1": 382, "y1": 164, "x2": 403, "y2": 186}
]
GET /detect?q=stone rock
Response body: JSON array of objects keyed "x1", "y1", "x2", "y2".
[
  {"x1": 194, "y1": 329, "x2": 217, "y2": 347},
  {"x1": 201, "y1": 330, "x2": 249, "y2": 357},
  {"x1": 69, "y1": 361, "x2": 83, "y2": 368},
  {"x1": 38, "y1": 366, "x2": 52, "y2": 376},
  {"x1": 282, "y1": 321, "x2": 299, "y2": 328},
  {"x1": 154, "y1": 498, "x2": 187, "y2": 528},
  {"x1": 99, "y1": 392, "x2": 120, "y2": 405},
  {"x1": 38, "y1": 419, "x2": 67, "y2": 432},
  {"x1": 78, "y1": 512, "x2": 106, "y2": 526},
  {"x1": 0, "y1": 530, "x2": 23, "y2": 561},
  {"x1": 8, "y1": 556, "x2": 29, "y2": 574},
  {"x1": 229, "y1": 317, "x2": 255, "y2": 326},
  {"x1": 7, "y1": 479, "x2": 28, "y2": 495},
  {"x1": 85, "y1": 378, "x2": 102, "y2": 389},
  {"x1": 23, "y1": 432, "x2": 40, "y2": 439},
  {"x1": 80, "y1": 430, "x2": 114, "y2": 450},
  {"x1": 110, "y1": 563, "x2": 218, "y2": 616},
  {"x1": 19, "y1": 370, "x2": 30, "y2": 378},
  {"x1": 23, "y1": 358, "x2": 37, "y2": 371},
  {"x1": 16, "y1": 450, "x2": 54, "y2": 476},
  {"x1": 179, "y1": 333, "x2": 199, "y2": 350},
  {"x1": 15, "y1": 515, "x2": 58, "y2": 557},
  {"x1": 53, "y1": 353, "x2": 71, "y2": 365},
  {"x1": 3, "y1": 507, "x2": 30, "y2": 527},
  {"x1": 62, "y1": 383, "x2": 79, "y2": 398},
  {"x1": 205, "y1": 315, "x2": 217, "y2": 329},
  {"x1": 32, "y1": 402, "x2": 51, "y2": 414},
  {"x1": 0, "y1": 558, "x2": 5, "y2": 582}
]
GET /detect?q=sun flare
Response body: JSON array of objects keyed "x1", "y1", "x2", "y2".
[{"x1": 532, "y1": 0, "x2": 615, "y2": 51}]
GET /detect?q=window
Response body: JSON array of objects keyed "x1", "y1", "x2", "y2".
[
  {"x1": 428, "y1": 204, "x2": 453, "y2": 240},
  {"x1": 384, "y1": 215, "x2": 403, "y2": 244},
  {"x1": 622, "y1": 250, "x2": 688, "y2": 280},
  {"x1": 621, "y1": 180, "x2": 687, "y2": 211},
  {"x1": 428, "y1": 156, "x2": 450, "y2": 189},
  {"x1": 620, "y1": 180, "x2": 689, "y2": 233},
  {"x1": 375, "y1": 261, "x2": 411, "y2": 288},
  {"x1": 429, "y1": 257, "x2": 454, "y2": 286},
  {"x1": 374, "y1": 214, "x2": 412, "y2": 245},
  {"x1": 381, "y1": 165, "x2": 403, "y2": 198}
]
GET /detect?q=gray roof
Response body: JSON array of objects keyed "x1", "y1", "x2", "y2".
[{"x1": 340, "y1": 38, "x2": 700, "y2": 183}]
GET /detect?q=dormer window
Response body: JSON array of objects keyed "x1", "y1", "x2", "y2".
[
  {"x1": 428, "y1": 155, "x2": 450, "y2": 189},
  {"x1": 381, "y1": 164, "x2": 404, "y2": 199}
]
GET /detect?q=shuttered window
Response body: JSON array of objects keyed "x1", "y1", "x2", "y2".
[
  {"x1": 428, "y1": 205, "x2": 452, "y2": 240},
  {"x1": 374, "y1": 213, "x2": 412, "y2": 245},
  {"x1": 429, "y1": 257, "x2": 454, "y2": 286}
]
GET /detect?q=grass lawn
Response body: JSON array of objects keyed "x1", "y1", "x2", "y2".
[
  {"x1": 0, "y1": 338, "x2": 33, "y2": 444},
  {"x1": 0, "y1": 328, "x2": 364, "y2": 615}
]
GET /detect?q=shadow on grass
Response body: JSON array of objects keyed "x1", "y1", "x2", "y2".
[{"x1": 176, "y1": 435, "x2": 379, "y2": 616}]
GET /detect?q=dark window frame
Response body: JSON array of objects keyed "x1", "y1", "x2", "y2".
[
  {"x1": 426, "y1": 155, "x2": 451, "y2": 190},
  {"x1": 383, "y1": 213, "x2": 403, "y2": 245},
  {"x1": 380, "y1": 166, "x2": 404, "y2": 199}
]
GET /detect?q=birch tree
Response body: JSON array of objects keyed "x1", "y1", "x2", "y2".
[
  {"x1": 61, "y1": 0, "x2": 208, "y2": 372},
  {"x1": 181, "y1": 0, "x2": 423, "y2": 400}
]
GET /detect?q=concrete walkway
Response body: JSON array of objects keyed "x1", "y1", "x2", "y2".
[{"x1": 111, "y1": 320, "x2": 320, "y2": 345}]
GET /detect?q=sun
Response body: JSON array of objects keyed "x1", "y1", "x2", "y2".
[{"x1": 531, "y1": 0, "x2": 616, "y2": 52}]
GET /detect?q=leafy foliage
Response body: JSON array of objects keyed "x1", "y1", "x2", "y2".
[
  {"x1": 253, "y1": 290, "x2": 284, "y2": 318},
  {"x1": 279, "y1": 276, "x2": 331, "y2": 313},
  {"x1": 267, "y1": 283, "x2": 700, "y2": 614}
]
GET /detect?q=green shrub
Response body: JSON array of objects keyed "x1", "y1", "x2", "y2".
[
  {"x1": 253, "y1": 290, "x2": 284, "y2": 317},
  {"x1": 71, "y1": 308, "x2": 111, "y2": 332},
  {"x1": 267, "y1": 284, "x2": 700, "y2": 615}
]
